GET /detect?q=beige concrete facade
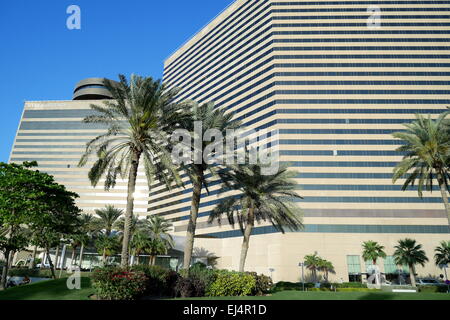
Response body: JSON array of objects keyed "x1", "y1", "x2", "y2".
[{"x1": 160, "y1": 0, "x2": 450, "y2": 281}]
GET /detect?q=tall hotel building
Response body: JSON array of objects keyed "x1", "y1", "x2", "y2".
[
  {"x1": 156, "y1": 0, "x2": 450, "y2": 282},
  {"x1": 9, "y1": 0, "x2": 450, "y2": 281}
]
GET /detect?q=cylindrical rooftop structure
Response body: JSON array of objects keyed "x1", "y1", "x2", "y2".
[{"x1": 72, "y1": 78, "x2": 118, "y2": 100}]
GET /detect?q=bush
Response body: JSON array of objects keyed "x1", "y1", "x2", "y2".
[
  {"x1": 336, "y1": 288, "x2": 380, "y2": 292},
  {"x1": 8, "y1": 268, "x2": 40, "y2": 277},
  {"x1": 271, "y1": 281, "x2": 314, "y2": 292},
  {"x1": 334, "y1": 282, "x2": 367, "y2": 289},
  {"x1": 175, "y1": 276, "x2": 206, "y2": 298},
  {"x1": 247, "y1": 272, "x2": 273, "y2": 296},
  {"x1": 418, "y1": 285, "x2": 449, "y2": 293},
  {"x1": 207, "y1": 270, "x2": 256, "y2": 297},
  {"x1": 131, "y1": 265, "x2": 179, "y2": 297},
  {"x1": 91, "y1": 267, "x2": 148, "y2": 300}
]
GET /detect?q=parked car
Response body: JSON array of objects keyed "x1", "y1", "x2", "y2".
[{"x1": 416, "y1": 278, "x2": 446, "y2": 286}]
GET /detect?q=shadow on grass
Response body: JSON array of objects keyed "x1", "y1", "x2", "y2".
[{"x1": 357, "y1": 292, "x2": 396, "y2": 300}]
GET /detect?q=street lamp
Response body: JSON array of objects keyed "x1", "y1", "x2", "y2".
[
  {"x1": 269, "y1": 268, "x2": 275, "y2": 279},
  {"x1": 298, "y1": 262, "x2": 305, "y2": 291}
]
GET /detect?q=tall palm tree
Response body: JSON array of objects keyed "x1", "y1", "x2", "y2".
[
  {"x1": 304, "y1": 253, "x2": 322, "y2": 283},
  {"x1": 178, "y1": 102, "x2": 241, "y2": 269},
  {"x1": 209, "y1": 163, "x2": 303, "y2": 272},
  {"x1": 146, "y1": 238, "x2": 167, "y2": 266},
  {"x1": 362, "y1": 240, "x2": 386, "y2": 265},
  {"x1": 77, "y1": 213, "x2": 95, "y2": 269},
  {"x1": 79, "y1": 75, "x2": 188, "y2": 267},
  {"x1": 434, "y1": 240, "x2": 450, "y2": 267},
  {"x1": 392, "y1": 112, "x2": 450, "y2": 225},
  {"x1": 92, "y1": 205, "x2": 123, "y2": 236},
  {"x1": 95, "y1": 235, "x2": 120, "y2": 265},
  {"x1": 394, "y1": 238, "x2": 428, "y2": 287}
]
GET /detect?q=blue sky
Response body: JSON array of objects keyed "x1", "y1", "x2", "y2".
[{"x1": 0, "y1": 0, "x2": 234, "y2": 162}]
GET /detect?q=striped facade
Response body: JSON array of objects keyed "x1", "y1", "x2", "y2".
[
  {"x1": 158, "y1": 0, "x2": 450, "y2": 281},
  {"x1": 9, "y1": 100, "x2": 150, "y2": 216}
]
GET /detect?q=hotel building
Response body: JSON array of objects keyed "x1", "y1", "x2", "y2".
[
  {"x1": 155, "y1": 0, "x2": 450, "y2": 282},
  {"x1": 9, "y1": 0, "x2": 450, "y2": 281}
]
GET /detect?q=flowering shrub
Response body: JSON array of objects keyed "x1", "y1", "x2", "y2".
[
  {"x1": 131, "y1": 265, "x2": 179, "y2": 297},
  {"x1": 91, "y1": 267, "x2": 148, "y2": 300}
]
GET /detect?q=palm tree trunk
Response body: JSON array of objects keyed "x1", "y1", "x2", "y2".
[
  {"x1": 239, "y1": 206, "x2": 255, "y2": 272},
  {"x1": 54, "y1": 245, "x2": 60, "y2": 269},
  {"x1": 0, "y1": 249, "x2": 11, "y2": 290},
  {"x1": 437, "y1": 175, "x2": 450, "y2": 226},
  {"x1": 183, "y1": 169, "x2": 203, "y2": 269},
  {"x1": 29, "y1": 245, "x2": 38, "y2": 269},
  {"x1": 121, "y1": 150, "x2": 141, "y2": 267},
  {"x1": 46, "y1": 247, "x2": 56, "y2": 279},
  {"x1": 135, "y1": 254, "x2": 139, "y2": 265},
  {"x1": 78, "y1": 244, "x2": 85, "y2": 269},
  {"x1": 409, "y1": 265, "x2": 416, "y2": 287},
  {"x1": 70, "y1": 247, "x2": 76, "y2": 267},
  {"x1": 102, "y1": 248, "x2": 107, "y2": 264}
]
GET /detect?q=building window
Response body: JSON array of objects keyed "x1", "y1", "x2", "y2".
[
  {"x1": 384, "y1": 256, "x2": 409, "y2": 283},
  {"x1": 347, "y1": 255, "x2": 361, "y2": 282}
]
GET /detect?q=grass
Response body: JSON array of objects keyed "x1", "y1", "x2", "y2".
[
  {"x1": 1, "y1": 279, "x2": 449, "y2": 300},
  {"x1": 0, "y1": 277, "x2": 93, "y2": 300},
  {"x1": 177, "y1": 290, "x2": 450, "y2": 300}
]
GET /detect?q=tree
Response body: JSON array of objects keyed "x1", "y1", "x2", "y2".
[
  {"x1": 362, "y1": 240, "x2": 386, "y2": 265},
  {"x1": 76, "y1": 213, "x2": 96, "y2": 269},
  {"x1": 304, "y1": 253, "x2": 322, "y2": 283},
  {"x1": 130, "y1": 232, "x2": 150, "y2": 265},
  {"x1": 318, "y1": 259, "x2": 335, "y2": 283},
  {"x1": 435, "y1": 240, "x2": 450, "y2": 267},
  {"x1": 79, "y1": 75, "x2": 188, "y2": 267},
  {"x1": 394, "y1": 238, "x2": 428, "y2": 287},
  {"x1": 95, "y1": 235, "x2": 120, "y2": 265},
  {"x1": 143, "y1": 215, "x2": 174, "y2": 265},
  {"x1": 92, "y1": 205, "x2": 123, "y2": 236},
  {"x1": 0, "y1": 162, "x2": 80, "y2": 288},
  {"x1": 177, "y1": 102, "x2": 241, "y2": 269},
  {"x1": 209, "y1": 163, "x2": 303, "y2": 272},
  {"x1": 392, "y1": 112, "x2": 450, "y2": 225}
]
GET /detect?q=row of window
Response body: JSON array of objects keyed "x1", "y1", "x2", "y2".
[
  {"x1": 274, "y1": 22, "x2": 450, "y2": 26},
  {"x1": 273, "y1": 15, "x2": 450, "y2": 20},
  {"x1": 196, "y1": 224, "x2": 450, "y2": 239},
  {"x1": 272, "y1": 1, "x2": 450, "y2": 5}
]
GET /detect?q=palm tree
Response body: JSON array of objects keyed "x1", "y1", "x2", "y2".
[
  {"x1": 318, "y1": 259, "x2": 335, "y2": 283},
  {"x1": 92, "y1": 205, "x2": 123, "y2": 236},
  {"x1": 394, "y1": 238, "x2": 428, "y2": 287},
  {"x1": 392, "y1": 112, "x2": 450, "y2": 225},
  {"x1": 79, "y1": 75, "x2": 188, "y2": 267},
  {"x1": 130, "y1": 232, "x2": 150, "y2": 265},
  {"x1": 143, "y1": 215, "x2": 174, "y2": 265},
  {"x1": 177, "y1": 102, "x2": 241, "y2": 269},
  {"x1": 209, "y1": 163, "x2": 303, "y2": 272},
  {"x1": 95, "y1": 235, "x2": 121, "y2": 265},
  {"x1": 77, "y1": 213, "x2": 95, "y2": 269},
  {"x1": 435, "y1": 240, "x2": 450, "y2": 267},
  {"x1": 114, "y1": 215, "x2": 143, "y2": 237},
  {"x1": 362, "y1": 240, "x2": 386, "y2": 265},
  {"x1": 304, "y1": 253, "x2": 322, "y2": 282}
]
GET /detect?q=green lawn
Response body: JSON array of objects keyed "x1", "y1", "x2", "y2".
[
  {"x1": 0, "y1": 277, "x2": 93, "y2": 300},
  {"x1": 177, "y1": 290, "x2": 450, "y2": 301},
  {"x1": 1, "y1": 279, "x2": 449, "y2": 300}
]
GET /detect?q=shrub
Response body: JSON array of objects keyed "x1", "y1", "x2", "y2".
[
  {"x1": 271, "y1": 281, "x2": 314, "y2": 292},
  {"x1": 131, "y1": 265, "x2": 179, "y2": 297},
  {"x1": 334, "y1": 282, "x2": 367, "y2": 288},
  {"x1": 91, "y1": 267, "x2": 148, "y2": 300},
  {"x1": 175, "y1": 276, "x2": 206, "y2": 298},
  {"x1": 418, "y1": 285, "x2": 449, "y2": 293},
  {"x1": 8, "y1": 268, "x2": 40, "y2": 277},
  {"x1": 207, "y1": 270, "x2": 256, "y2": 297},
  {"x1": 247, "y1": 272, "x2": 273, "y2": 296}
]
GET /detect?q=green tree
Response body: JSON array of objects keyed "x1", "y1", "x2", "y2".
[
  {"x1": 92, "y1": 205, "x2": 123, "y2": 236},
  {"x1": 362, "y1": 240, "x2": 386, "y2": 265},
  {"x1": 177, "y1": 102, "x2": 241, "y2": 269},
  {"x1": 144, "y1": 215, "x2": 174, "y2": 265},
  {"x1": 0, "y1": 162, "x2": 80, "y2": 287},
  {"x1": 76, "y1": 213, "x2": 96, "y2": 269},
  {"x1": 392, "y1": 112, "x2": 450, "y2": 225},
  {"x1": 79, "y1": 75, "x2": 188, "y2": 267},
  {"x1": 394, "y1": 238, "x2": 428, "y2": 287},
  {"x1": 209, "y1": 163, "x2": 303, "y2": 272},
  {"x1": 304, "y1": 253, "x2": 322, "y2": 283},
  {"x1": 318, "y1": 259, "x2": 335, "y2": 283},
  {"x1": 95, "y1": 235, "x2": 121, "y2": 265},
  {"x1": 434, "y1": 240, "x2": 450, "y2": 267},
  {"x1": 130, "y1": 231, "x2": 150, "y2": 265}
]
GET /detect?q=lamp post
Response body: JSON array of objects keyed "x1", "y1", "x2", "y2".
[
  {"x1": 298, "y1": 262, "x2": 305, "y2": 291},
  {"x1": 269, "y1": 268, "x2": 275, "y2": 280}
]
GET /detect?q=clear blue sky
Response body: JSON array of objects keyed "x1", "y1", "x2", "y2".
[{"x1": 0, "y1": 0, "x2": 234, "y2": 162}]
